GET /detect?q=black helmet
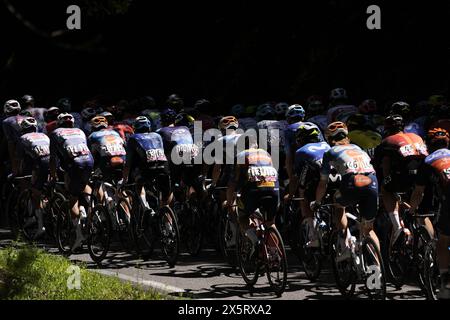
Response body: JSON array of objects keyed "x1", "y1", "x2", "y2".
[
  {"x1": 390, "y1": 101, "x2": 411, "y2": 119},
  {"x1": 21, "y1": 95, "x2": 35, "y2": 106},
  {"x1": 167, "y1": 94, "x2": 184, "y2": 110},
  {"x1": 194, "y1": 99, "x2": 211, "y2": 112},
  {"x1": 160, "y1": 108, "x2": 177, "y2": 124},
  {"x1": 384, "y1": 114, "x2": 404, "y2": 133},
  {"x1": 295, "y1": 122, "x2": 322, "y2": 147},
  {"x1": 56, "y1": 98, "x2": 72, "y2": 113}
]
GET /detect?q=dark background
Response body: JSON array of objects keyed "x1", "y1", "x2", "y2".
[{"x1": 0, "y1": 0, "x2": 448, "y2": 110}]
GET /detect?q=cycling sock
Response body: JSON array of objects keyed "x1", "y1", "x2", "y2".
[
  {"x1": 140, "y1": 194, "x2": 150, "y2": 210},
  {"x1": 388, "y1": 211, "x2": 401, "y2": 230}
]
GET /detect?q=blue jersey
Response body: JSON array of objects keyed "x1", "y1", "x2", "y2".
[
  {"x1": 157, "y1": 126, "x2": 199, "y2": 161},
  {"x1": 88, "y1": 129, "x2": 126, "y2": 158},
  {"x1": 2, "y1": 115, "x2": 26, "y2": 143},
  {"x1": 404, "y1": 118, "x2": 426, "y2": 138},
  {"x1": 18, "y1": 132, "x2": 50, "y2": 161},
  {"x1": 284, "y1": 122, "x2": 304, "y2": 156},
  {"x1": 295, "y1": 142, "x2": 330, "y2": 189},
  {"x1": 321, "y1": 144, "x2": 375, "y2": 179},
  {"x1": 126, "y1": 132, "x2": 167, "y2": 169}
]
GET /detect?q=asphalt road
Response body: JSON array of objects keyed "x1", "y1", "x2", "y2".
[{"x1": 0, "y1": 228, "x2": 426, "y2": 300}]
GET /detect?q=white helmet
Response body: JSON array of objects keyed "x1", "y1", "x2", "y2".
[
  {"x1": 20, "y1": 117, "x2": 38, "y2": 132},
  {"x1": 57, "y1": 112, "x2": 75, "y2": 127},
  {"x1": 330, "y1": 88, "x2": 348, "y2": 101},
  {"x1": 3, "y1": 100, "x2": 21, "y2": 115}
]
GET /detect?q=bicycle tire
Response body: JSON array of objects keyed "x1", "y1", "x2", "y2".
[
  {"x1": 387, "y1": 230, "x2": 410, "y2": 289},
  {"x1": 116, "y1": 197, "x2": 134, "y2": 253},
  {"x1": 298, "y1": 223, "x2": 322, "y2": 281},
  {"x1": 415, "y1": 225, "x2": 432, "y2": 293},
  {"x1": 236, "y1": 228, "x2": 260, "y2": 286},
  {"x1": 218, "y1": 213, "x2": 237, "y2": 266},
  {"x1": 265, "y1": 226, "x2": 288, "y2": 297},
  {"x1": 46, "y1": 191, "x2": 66, "y2": 241},
  {"x1": 16, "y1": 190, "x2": 34, "y2": 242},
  {"x1": 87, "y1": 204, "x2": 112, "y2": 264},
  {"x1": 56, "y1": 203, "x2": 75, "y2": 256},
  {"x1": 185, "y1": 199, "x2": 203, "y2": 257},
  {"x1": 362, "y1": 236, "x2": 387, "y2": 300},
  {"x1": 329, "y1": 231, "x2": 356, "y2": 298},
  {"x1": 159, "y1": 206, "x2": 180, "y2": 267},
  {"x1": 423, "y1": 241, "x2": 439, "y2": 300}
]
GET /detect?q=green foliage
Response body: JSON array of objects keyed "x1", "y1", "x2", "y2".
[{"x1": 0, "y1": 246, "x2": 166, "y2": 300}]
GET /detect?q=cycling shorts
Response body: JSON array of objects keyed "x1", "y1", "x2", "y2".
[
  {"x1": 132, "y1": 162, "x2": 171, "y2": 199},
  {"x1": 335, "y1": 173, "x2": 379, "y2": 222},
  {"x1": 65, "y1": 158, "x2": 94, "y2": 197},
  {"x1": 31, "y1": 156, "x2": 50, "y2": 190},
  {"x1": 170, "y1": 163, "x2": 203, "y2": 195},
  {"x1": 238, "y1": 187, "x2": 280, "y2": 221}
]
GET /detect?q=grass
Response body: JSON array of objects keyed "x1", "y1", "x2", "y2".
[{"x1": 0, "y1": 245, "x2": 168, "y2": 300}]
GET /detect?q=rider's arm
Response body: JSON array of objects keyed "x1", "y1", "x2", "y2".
[
  {"x1": 7, "y1": 141, "x2": 19, "y2": 175},
  {"x1": 227, "y1": 165, "x2": 240, "y2": 211}
]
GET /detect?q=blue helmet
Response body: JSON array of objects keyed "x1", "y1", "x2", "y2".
[{"x1": 133, "y1": 116, "x2": 152, "y2": 132}]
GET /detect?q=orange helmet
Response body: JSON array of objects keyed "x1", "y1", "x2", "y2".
[
  {"x1": 218, "y1": 116, "x2": 239, "y2": 130},
  {"x1": 325, "y1": 121, "x2": 348, "y2": 141},
  {"x1": 90, "y1": 116, "x2": 108, "y2": 129},
  {"x1": 426, "y1": 127, "x2": 449, "y2": 146}
]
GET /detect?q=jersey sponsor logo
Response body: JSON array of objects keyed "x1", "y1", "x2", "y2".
[
  {"x1": 247, "y1": 166, "x2": 278, "y2": 183},
  {"x1": 66, "y1": 143, "x2": 90, "y2": 158},
  {"x1": 32, "y1": 145, "x2": 50, "y2": 157},
  {"x1": 174, "y1": 144, "x2": 199, "y2": 158},
  {"x1": 101, "y1": 143, "x2": 126, "y2": 156}
]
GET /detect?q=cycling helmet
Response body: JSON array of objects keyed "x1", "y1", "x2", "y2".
[
  {"x1": 359, "y1": 99, "x2": 377, "y2": 114},
  {"x1": 346, "y1": 113, "x2": 367, "y2": 131},
  {"x1": 428, "y1": 95, "x2": 446, "y2": 107},
  {"x1": 81, "y1": 107, "x2": 97, "y2": 120},
  {"x1": 306, "y1": 96, "x2": 325, "y2": 114},
  {"x1": 274, "y1": 102, "x2": 289, "y2": 116},
  {"x1": 231, "y1": 104, "x2": 245, "y2": 117},
  {"x1": 57, "y1": 113, "x2": 75, "y2": 128},
  {"x1": 296, "y1": 122, "x2": 322, "y2": 146},
  {"x1": 194, "y1": 99, "x2": 211, "y2": 112},
  {"x1": 384, "y1": 114, "x2": 404, "y2": 133},
  {"x1": 426, "y1": 127, "x2": 449, "y2": 147},
  {"x1": 330, "y1": 88, "x2": 348, "y2": 101},
  {"x1": 256, "y1": 105, "x2": 275, "y2": 121},
  {"x1": 286, "y1": 104, "x2": 306, "y2": 121},
  {"x1": 390, "y1": 101, "x2": 410, "y2": 118},
  {"x1": 160, "y1": 108, "x2": 177, "y2": 124},
  {"x1": 140, "y1": 96, "x2": 156, "y2": 109},
  {"x1": 56, "y1": 97, "x2": 72, "y2": 112},
  {"x1": 3, "y1": 100, "x2": 21, "y2": 115},
  {"x1": 90, "y1": 116, "x2": 109, "y2": 130},
  {"x1": 21, "y1": 95, "x2": 35, "y2": 106},
  {"x1": 44, "y1": 107, "x2": 60, "y2": 122},
  {"x1": 218, "y1": 116, "x2": 239, "y2": 130},
  {"x1": 20, "y1": 116, "x2": 38, "y2": 133},
  {"x1": 244, "y1": 105, "x2": 257, "y2": 117},
  {"x1": 175, "y1": 112, "x2": 195, "y2": 128},
  {"x1": 133, "y1": 116, "x2": 152, "y2": 132},
  {"x1": 325, "y1": 121, "x2": 349, "y2": 142},
  {"x1": 167, "y1": 94, "x2": 184, "y2": 110}
]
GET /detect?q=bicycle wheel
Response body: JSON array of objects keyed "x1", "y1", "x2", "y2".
[
  {"x1": 133, "y1": 205, "x2": 156, "y2": 259},
  {"x1": 298, "y1": 223, "x2": 322, "y2": 281},
  {"x1": 56, "y1": 204, "x2": 75, "y2": 256},
  {"x1": 265, "y1": 226, "x2": 288, "y2": 297},
  {"x1": 46, "y1": 191, "x2": 66, "y2": 241},
  {"x1": 87, "y1": 204, "x2": 112, "y2": 264},
  {"x1": 185, "y1": 199, "x2": 203, "y2": 256},
  {"x1": 159, "y1": 206, "x2": 180, "y2": 267},
  {"x1": 5, "y1": 190, "x2": 20, "y2": 239},
  {"x1": 387, "y1": 230, "x2": 411, "y2": 289},
  {"x1": 116, "y1": 197, "x2": 134, "y2": 253},
  {"x1": 218, "y1": 213, "x2": 237, "y2": 266},
  {"x1": 236, "y1": 228, "x2": 260, "y2": 286},
  {"x1": 415, "y1": 226, "x2": 431, "y2": 293},
  {"x1": 423, "y1": 241, "x2": 439, "y2": 300},
  {"x1": 329, "y1": 231, "x2": 356, "y2": 298},
  {"x1": 362, "y1": 236, "x2": 387, "y2": 300}
]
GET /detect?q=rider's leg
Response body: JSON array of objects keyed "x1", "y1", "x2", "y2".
[
  {"x1": 381, "y1": 185, "x2": 402, "y2": 242},
  {"x1": 361, "y1": 219, "x2": 381, "y2": 251}
]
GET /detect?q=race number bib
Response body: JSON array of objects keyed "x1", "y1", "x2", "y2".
[
  {"x1": 175, "y1": 144, "x2": 199, "y2": 158},
  {"x1": 32, "y1": 145, "x2": 50, "y2": 157},
  {"x1": 146, "y1": 148, "x2": 167, "y2": 162},
  {"x1": 345, "y1": 156, "x2": 373, "y2": 173},
  {"x1": 102, "y1": 143, "x2": 126, "y2": 157},
  {"x1": 248, "y1": 166, "x2": 278, "y2": 183},
  {"x1": 399, "y1": 143, "x2": 427, "y2": 157},
  {"x1": 66, "y1": 143, "x2": 90, "y2": 158}
]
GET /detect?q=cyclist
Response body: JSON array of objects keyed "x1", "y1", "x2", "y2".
[
  {"x1": 327, "y1": 88, "x2": 358, "y2": 124},
  {"x1": 16, "y1": 117, "x2": 50, "y2": 239},
  {"x1": 374, "y1": 114, "x2": 428, "y2": 248},
  {"x1": 167, "y1": 94, "x2": 185, "y2": 113},
  {"x1": 346, "y1": 113, "x2": 382, "y2": 159},
  {"x1": 56, "y1": 97, "x2": 82, "y2": 129},
  {"x1": 80, "y1": 105, "x2": 98, "y2": 136},
  {"x1": 293, "y1": 122, "x2": 330, "y2": 247},
  {"x1": 21, "y1": 95, "x2": 46, "y2": 132},
  {"x1": 2, "y1": 100, "x2": 26, "y2": 175},
  {"x1": 256, "y1": 105, "x2": 285, "y2": 154},
  {"x1": 409, "y1": 128, "x2": 450, "y2": 299},
  {"x1": 88, "y1": 115, "x2": 126, "y2": 201},
  {"x1": 358, "y1": 99, "x2": 385, "y2": 130},
  {"x1": 49, "y1": 113, "x2": 94, "y2": 251},
  {"x1": 44, "y1": 107, "x2": 61, "y2": 134},
  {"x1": 311, "y1": 122, "x2": 381, "y2": 258},
  {"x1": 158, "y1": 108, "x2": 202, "y2": 201},
  {"x1": 305, "y1": 96, "x2": 327, "y2": 132},
  {"x1": 228, "y1": 135, "x2": 280, "y2": 252},
  {"x1": 391, "y1": 101, "x2": 426, "y2": 138},
  {"x1": 123, "y1": 116, "x2": 172, "y2": 213},
  {"x1": 274, "y1": 102, "x2": 289, "y2": 122}
]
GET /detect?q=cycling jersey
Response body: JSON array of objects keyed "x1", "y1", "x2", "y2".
[
  {"x1": 327, "y1": 105, "x2": 358, "y2": 124},
  {"x1": 307, "y1": 115, "x2": 328, "y2": 132},
  {"x1": 126, "y1": 132, "x2": 167, "y2": 169},
  {"x1": 158, "y1": 126, "x2": 199, "y2": 162},
  {"x1": 257, "y1": 120, "x2": 287, "y2": 152},
  {"x1": 284, "y1": 122, "x2": 304, "y2": 156},
  {"x1": 295, "y1": 142, "x2": 330, "y2": 192},
  {"x1": 321, "y1": 144, "x2": 375, "y2": 178},
  {"x1": 238, "y1": 117, "x2": 258, "y2": 131},
  {"x1": 113, "y1": 122, "x2": 134, "y2": 142},
  {"x1": 416, "y1": 148, "x2": 450, "y2": 235},
  {"x1": 88, "y1": 129, "x2": 126, "y2": 170},
  {"x1": 50, "y1": 128, "x2": 94, "y2": 168},
  {"x1": 2, "y1": 115, "x2": 26, "y2": 143}
]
